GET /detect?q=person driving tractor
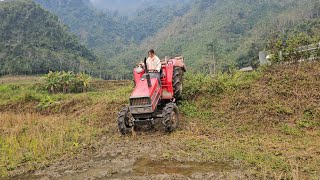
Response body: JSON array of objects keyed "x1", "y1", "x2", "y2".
[
  {"x1": 146, "y1": 49, "x2": 161, "y2": 72},
  {"x1": 139, "y1": 49, "x2": 162, "y2": 83}
]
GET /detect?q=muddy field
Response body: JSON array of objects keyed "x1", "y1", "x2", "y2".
[
  {"x1": 0, "y1": 77, "x2": 243, "y2": 179},
  {"x1": 12, "y1": 131, "x2": 243, "y2": 180}
]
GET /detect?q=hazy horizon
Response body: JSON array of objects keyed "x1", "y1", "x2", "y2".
[{"x1": 89, "y1": 0, "x2": 189, "y2": 12}]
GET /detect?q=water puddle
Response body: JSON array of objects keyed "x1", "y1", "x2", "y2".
[
  {"x1": 133, "y1": 156, "x2": 232, "y2": 177},
  {"x1": 10, "y1": 155, "x2": 233, "y2": 179}
]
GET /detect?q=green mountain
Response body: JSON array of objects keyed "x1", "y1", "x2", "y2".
[
  {"x1": 34, "y1": 0, "x2": 127, "y2": 59},
  {"x1": 0, "y1": 0, "x2": 96, "y2": 76},
  {"x1": 34, "y1": 0, "x2": 191, "y2": 79},
  {"x1": 2, "y1": 0, "x2": 319, "y2": 78},
  {"x1": 125, "y1": 0, "x2": 320, "y2": 71},
  {"x1": 34, "y1": 0, "x2": 190, "y2": 55}
]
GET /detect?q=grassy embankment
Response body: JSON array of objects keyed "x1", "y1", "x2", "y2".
[
  {"x1": 0, "y1": 76, "x2": 131, "y2": 177},
  {"x1": 0, "y1": 61, "x2": 319, "y2": 179},
  {"x1": 175, "y1": 62, "x2": 320, "y2": 179}
]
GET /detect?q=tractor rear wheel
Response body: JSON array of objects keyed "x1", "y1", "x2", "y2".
[
  {"x1": 173, "y1": 67, "x2": 184, "y2": 100},
  {"x1": 162, "y1": 103, "x2": 179, "y2": 132},
  {"x1": 118, "y1": 107, "x2": 134, "y2": 135}
]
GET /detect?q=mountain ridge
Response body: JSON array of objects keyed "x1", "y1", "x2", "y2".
[
  {"x1": 2, "y1": 0, "x2": 320, "y2": 78},
  {"x1": 0, "y1": 0, "x2": 96, "y2": 75}
]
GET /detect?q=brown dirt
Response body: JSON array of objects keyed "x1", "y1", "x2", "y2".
[{"x1": 10, "y1": 132, "x2": 244, "y2": 180}]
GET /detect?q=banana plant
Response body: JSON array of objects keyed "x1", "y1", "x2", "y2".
[
  {"x1": 45, "y1": 71, "x2": 61, "y2": 93},
  {"x1": 60, "y1": 71, "x2": 73, "y2": 93},
  {"x1": 76, "y1": 72, "x2": 92, "y2": 92}
]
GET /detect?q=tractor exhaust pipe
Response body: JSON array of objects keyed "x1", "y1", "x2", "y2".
[
  {"x1": 146, "y1": 73, "x2": 152, "y2": 87},
  {"x1": 144, "y1": 57, "x2": 152, "y2": 87}
]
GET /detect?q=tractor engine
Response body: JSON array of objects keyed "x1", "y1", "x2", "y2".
[{"x1": 129, "y1": 73, "x2": 161, "y2": 119}]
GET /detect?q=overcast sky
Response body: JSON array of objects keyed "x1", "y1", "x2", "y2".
[{"x1": 88, "y1": 0, "x2": 189, "y2": 12}]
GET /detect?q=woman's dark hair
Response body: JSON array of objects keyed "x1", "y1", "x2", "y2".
[{"x1": 148, "y1": 49, "x2": 155, "y2": 54}]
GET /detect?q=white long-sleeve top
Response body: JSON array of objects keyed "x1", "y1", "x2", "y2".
[{"x1": 146, "y1": 55, "x2": 161, "y2": 72}]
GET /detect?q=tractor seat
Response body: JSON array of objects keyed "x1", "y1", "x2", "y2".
[
  {"x1": 175, "y1": 56, "x2": 183, "y2": 60},
  {"x1": 161, "y1": 59, "x2": 167, "y2": 65}
]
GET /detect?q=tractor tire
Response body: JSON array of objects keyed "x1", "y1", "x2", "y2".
[
  {"x1": 173, "y1": 67, "x2": 184, "y2": 100},
  {"x1": 162, "y1": 103, "x2": 179, "y2": 132},
  {"x1": 118, "y1": 107, "x2": 133, "y2": 135}
]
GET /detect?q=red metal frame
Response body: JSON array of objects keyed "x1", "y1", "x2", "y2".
[{"x1": 130, "y1": 57, "x2": 186, "y2": 114}]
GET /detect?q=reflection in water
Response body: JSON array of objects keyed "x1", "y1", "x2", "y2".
[
  {"x1": 133, "y1": 156, "x2": 232, "y2": 177},
  {"x1": 11, "y1": 155, "x2": 233, "y2": 179}
]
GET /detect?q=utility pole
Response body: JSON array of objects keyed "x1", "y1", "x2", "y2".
[
  {"x1": 206, "y1": 43, "x2": 216, "y2": 75},
  {"x1": 279, "y1": 50, "x2": 283, "y2": 64}
]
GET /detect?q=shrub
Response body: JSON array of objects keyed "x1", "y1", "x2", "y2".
[
  {"x1": 267, "y1": 31, "x2": 320, "y2": 63},
  {"x1": 183, "y1": 69, "x2": 261, "y2": 99},
  {"x1": 76, "y1": 72, "x2": 92, "y2": 92},
  {"x1": 45, "y1": 71, "x2": 61, "y2": 94},
  {"x1": 20, "y1": 91, "x2": 40, "y2": 102},
  {"x1": 60, "y1": 71, "x2": 74, "y2": 93},
  {"x1": 44, "y1": 71, "x2": 91, "y2": 94},
  {"x1": 37, "y1": 95, "x2": 58, "y2": 111}
]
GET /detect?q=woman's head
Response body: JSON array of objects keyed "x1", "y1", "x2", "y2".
[{"x1": 148, "y1": 49, "x2": 155, "y2": 58}]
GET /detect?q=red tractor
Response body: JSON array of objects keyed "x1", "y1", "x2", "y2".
[{"x1": 118, "y1": 56, "x2": 186, "y2": 134}]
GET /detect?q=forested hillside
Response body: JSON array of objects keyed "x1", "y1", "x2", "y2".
[
  {"x1": 267, "y1": 18, "x2": 320, "y2": 63},
  {"x1": 33, "y1": 0, "x2": 190, "y2": 54},
  {"x1": 34, "y1": 0, "x2": 191, "y2": 79},
  {"x1": 34, "y1": 0, "x2": 320, "y2": 79},
  {"x1": 34, "y1": 0, "x2": 128, "y2": 59},
  {"x1": 0, "y1": 0, "x2": 96, "y2": 76},
  {"x1": 133, "y1": 0, "x2": 320, "y2": 71},
  {"x1": 1, "y1": 0, "x2": 320, "y2": 78}
]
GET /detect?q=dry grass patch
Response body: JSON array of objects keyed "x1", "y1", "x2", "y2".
[
  {"x1": 178, "y1": 62, "x2": 320, "y2": 178},
  {"x1": 0, "y1": 79, "x2": 132, "y2": 177},
  {"x1": 0, "y1": 112, "x2": 100, "y2": 177},
  {"x1": 0, "y1": 76, "x2": 43, "y2": 85}
]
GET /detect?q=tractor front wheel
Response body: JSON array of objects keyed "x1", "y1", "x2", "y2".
[
  {"x1": 118, "y1": 107, "x2": 134, "y2": 135},
  {"x1": 162, "y1": 103, "x2": 179, "y2": 132}
]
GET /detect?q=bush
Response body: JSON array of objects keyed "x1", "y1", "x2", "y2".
[
  {"x1": 183, "y1": 69, "x2": 261, "y2": 99},
  {"x1": 45, "y1": 71, "x2": 61, "y2": 94},
  {"x1": 267, "y1": 31, "x2": 320, "y2": 63},
  {"x1": 44, "y1": 71, "x2": 92, "y2": 94},
  {"x1": 20, "y1": 91, "x2": 40, "y2": 102},
  {"x1": 37, "y1": 95, "x2": 58, "y2": 111}
]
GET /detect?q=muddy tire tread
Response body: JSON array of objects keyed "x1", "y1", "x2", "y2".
[
  {"x1": 118, "y1": 107, "x2": 132, "y2": 135},
  {"x1": 162, "y1": 103, "x2": 179, "y2": 132}
]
